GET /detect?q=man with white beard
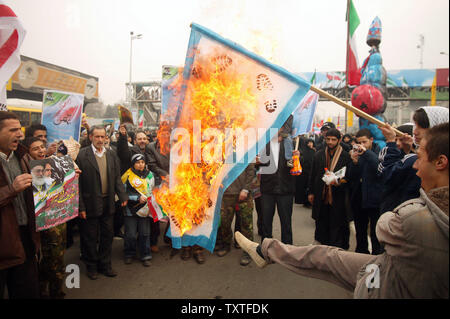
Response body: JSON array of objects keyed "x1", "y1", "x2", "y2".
[{"x1": 31, "y1": 161, "x2": 54, "y2": 203}]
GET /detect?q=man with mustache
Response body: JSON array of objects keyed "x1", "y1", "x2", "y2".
[{"x1": 76, "y1": 125, "x2": 128, "y2": 280}]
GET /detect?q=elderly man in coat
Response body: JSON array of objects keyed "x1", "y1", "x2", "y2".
[
  {"x1": 76, "y1": 125, "x2": 128, "y2": 280},
  {"x1": 236, "y1": 122, "x2": 449, "y2": 299}
]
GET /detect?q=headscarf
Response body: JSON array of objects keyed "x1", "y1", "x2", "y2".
[
  {"x1": 420, "y1": 107, "x2": 449, "y2": 128},
  {"x1": 414, "y1": 107, "x2": 449, "y2": 145}
]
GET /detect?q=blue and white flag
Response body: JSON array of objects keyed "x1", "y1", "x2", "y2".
[
  {"x1": 155, "y1": 23, "x2": 310, "y2": 252},
  {"x1": 291, "y1": 90, "x2": 319, "y2": 137}
]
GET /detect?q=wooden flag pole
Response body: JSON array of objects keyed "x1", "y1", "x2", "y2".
[
  {"x1": 309, "y1": 85, "x2": 404, "y2": 137},
  {"x1": 294, "y1": 136, "x2": 300, "y2": 151}
]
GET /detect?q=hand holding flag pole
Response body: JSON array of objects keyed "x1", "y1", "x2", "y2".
[{"x1": 309, "y1": 85, "x2": 405, "y2": 137}]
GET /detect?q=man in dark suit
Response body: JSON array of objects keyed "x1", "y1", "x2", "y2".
[
  {"x1": 258, "y1": 127, "x2": 299, "y2": 245},
  {"x1": 76, "y1": 125, "x2": 128, "y2": 280}
]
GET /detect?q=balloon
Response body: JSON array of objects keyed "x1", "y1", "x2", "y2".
[{"x1": 351, "y1": 84, "x2": 384, "y2": 115}]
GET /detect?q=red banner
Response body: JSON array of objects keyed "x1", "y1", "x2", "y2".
[{"x1": 436, "y1": 68, "x2": 449, "y2": 87}]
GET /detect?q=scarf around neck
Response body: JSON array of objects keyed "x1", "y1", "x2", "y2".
[{"x1": 322, "y1": 145, "x2": 343, "y2": 205}]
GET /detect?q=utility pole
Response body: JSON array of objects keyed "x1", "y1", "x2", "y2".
[{"x1": 417, "y1": 34, "x2": 424, "y2": 69}]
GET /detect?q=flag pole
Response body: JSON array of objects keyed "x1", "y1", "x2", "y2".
[
  {"x1": 345, "y1": 0, "x2": 350, "y2": 134},
  {"x1": 310, "y1": 85, "x2": 404, "y2": 136}
]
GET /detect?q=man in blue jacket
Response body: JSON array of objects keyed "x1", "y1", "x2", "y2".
[{"x1": 346, "y1": 129, "x2": 382, "y2": 255}]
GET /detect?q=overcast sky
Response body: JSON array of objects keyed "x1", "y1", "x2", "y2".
[{"x1": 7, "y1": 0, "x2": 450, "y2": 117}]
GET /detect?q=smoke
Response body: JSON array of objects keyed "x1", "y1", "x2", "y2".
[{"x1": 196, "y1": 0, "x2": 283, "y2": 64}]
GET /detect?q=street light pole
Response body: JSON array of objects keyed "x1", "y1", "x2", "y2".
[
  {"x1": 129, "y1": 31, "x2": 133, "y2": 94},
  {"x1": 128, "y1": 31, "x2": 143, "y2": 111}
]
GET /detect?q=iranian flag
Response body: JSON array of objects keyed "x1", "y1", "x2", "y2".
[
  {"x1": 138, "y1": 109, "x2": 144, "y2": 127},
  {"x1": 346, "y1": 0, "x2": 360, "y2": 86}
]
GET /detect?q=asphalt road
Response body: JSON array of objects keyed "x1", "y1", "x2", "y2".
[{"x1": 63, "y1": 203, "x2": 354, "y2": 299}]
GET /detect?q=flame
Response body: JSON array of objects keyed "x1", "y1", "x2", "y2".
[{"x1": 154, "y1": 50, "x2": 258, "y2": 235}]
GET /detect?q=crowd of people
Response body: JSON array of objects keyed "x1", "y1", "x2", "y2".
[{"x1": 0, "y1": 105, "x2": 448, "y2": 299}]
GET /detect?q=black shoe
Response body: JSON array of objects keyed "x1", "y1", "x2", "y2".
[
  {"x1": 193, "y1": 247, "x2": 206, "y2": 264},
  {"x1": 170, "y1": 248, "x2": 179, "y2": 258},
  {"x1": 87, "y1": 271, "x2": 98, "y2": 280},
  {"x1": 181, "y1": 247, "x2": 192, "y2": 260},
  {"x1": 99, "y1": 268, "x2": 117, "y2": 277}
]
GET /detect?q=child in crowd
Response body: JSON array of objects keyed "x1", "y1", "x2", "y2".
[{"x1": 121, "y1": 154, "x2": 155, "y2": 267}]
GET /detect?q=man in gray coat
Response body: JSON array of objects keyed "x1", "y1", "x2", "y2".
[{"x1": 236, "y1": 122, "x2": 449, "y2": 298}]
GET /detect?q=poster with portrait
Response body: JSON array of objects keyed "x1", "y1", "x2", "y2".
[
  {"x1": 30, "y1": 155, "x2": 79, "y2": 231},
  {"x1": 41, "y1": 90, "x2": 84, "y2": 144}
]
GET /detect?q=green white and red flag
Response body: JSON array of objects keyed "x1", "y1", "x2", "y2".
[{"x1": 346, "y1": 0, "x2": 360, "y2": 86}]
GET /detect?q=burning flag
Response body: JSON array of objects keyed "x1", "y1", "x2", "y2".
[{"x1": 154, "y1": 23, "x2": 310, "y2": 252}]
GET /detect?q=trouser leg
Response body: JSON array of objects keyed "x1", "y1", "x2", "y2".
[
  {"x1": 237, "y1": 197, "x2": 254, "y2": 241},
  {"x1": 329, "y1": 205, "x2": 350, "y2": 250},
  {"x1": 150, "y1": 221, "x2": 160, "y2": 246},
  {"x1": 114, "y1": 201, "x2": 124, "y2": 235},
  {"x1": 39, "y1": 223, "x2": 67, "y2": 298},
  {"x1": 138, "y1": 218, "x2": 151, "y2": 260},
  {"x1": 314, "y1": 205, "x2": 331, "y2": 245},
  {"x1": 276, "y1": 195, "x2": 293, "y2": 245},
  {"x1": 217, "y1": 195, "x2": 236, "y2": 248},
  {"x1": 79, "y1": 217, "x2": 99, "y2": 272},
  {"x1": 368, "y1": 208, "x2": 382, "y2": 255},
  {"x1": 354, "y1": 206, "x2": 369, "y2": 253},
  {"x1": 0, "y1": 226, "x2": 40, "y2": 299},
  {"x1": 254, "y1": 196, "x2": 263, "y2": 236},
  {"x1": 97, "y1": 212, "x2": 114, "y2": 271},
  {"x1": 261, "y1": 238, "x2": 375, "y2": 293},
  {"x1": 123, "y1": 216, "x2": 138, "y2": 258},
  {"x1": 261, "y1": 194, "x2": 276, "y2": 242}
]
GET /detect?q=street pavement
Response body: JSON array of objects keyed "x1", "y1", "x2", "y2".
[{"x1": 63, "y1": 203, "x2": 354, "y2": 299}]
